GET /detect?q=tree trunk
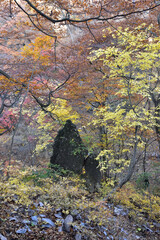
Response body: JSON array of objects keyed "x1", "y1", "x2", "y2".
[
  {"x1": 105, "y1": 126, "x2": 139, "y2": 199},
  {"x1": 118, "y1": 126, "x2": 139, "y2": 188}
]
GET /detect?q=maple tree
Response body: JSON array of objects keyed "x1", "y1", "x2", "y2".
[
  {"x1": 0, "y1": 4, "x2": 160, "y2": 240},
  {"x1": 88, "y1": 24, "x2": 160, "y2": 188},
  {"x1": 1, "y1": 0, "x2": 160, "y2": 118}
]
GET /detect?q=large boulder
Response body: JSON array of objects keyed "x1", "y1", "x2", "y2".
[
  {"x1": 50, "y1": 120, "x2": 87, "y2": 174},
  {"x1": 84, "y1": 154, "x2": 101, "y2": 192}
]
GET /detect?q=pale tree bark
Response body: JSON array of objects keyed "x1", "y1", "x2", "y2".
[
  {"x1": 106, "y1": 126, "x2": 139, "y2": 198},
  {"x1": 118, "y1": 125, "x2": 139, "y2": 188}
]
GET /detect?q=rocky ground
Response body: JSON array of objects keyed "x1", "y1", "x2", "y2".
[{"x1": 0, "y1": 191, "x2": 160, "y2": 240}]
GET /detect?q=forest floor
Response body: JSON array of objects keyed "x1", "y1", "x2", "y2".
[{"x1": 0, "y1": 165, "x2": 160, "y2": 240}]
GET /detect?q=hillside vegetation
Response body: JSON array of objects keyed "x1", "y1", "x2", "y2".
[
  {"x1": 0, "y1": 164, "x2": 160, "y2": 240},
  {"x1": 0, "y1": 1, "x2": 160, "y2": 239}
]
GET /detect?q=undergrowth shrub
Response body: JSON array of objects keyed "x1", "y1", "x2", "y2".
[
  {"x1": 22, "y1": 164, "x2": 75, "y2": 186},
  {"x1": 113, "y1": 183, "x2": 160, "y2": 222},
  {"x1": 0, "y1": 165, "x2": 110, "y2": 227},
  {"x1": 136, "y1": 172, "x2": 151, "y2": 190},
  {"x1": 0, "y1": 165, "x2": 160, "y2": 228}
]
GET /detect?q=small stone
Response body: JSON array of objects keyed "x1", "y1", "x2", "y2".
[
  {"x1": 121, "y1": 228, "x2": 128, "y2": 234},
  {"x1": 42, "y1": 218, "x2": 56, "y2": 227},
  {"x1": 63, "y1": 215, "x2": 73, "y2": 232},
  {"x1": 58, "y1": 226, "x2": 63, "y2": 232},
  {"x1": 76, "y1": 213, "x2": 82, "y2": 220},
  {"x1": 0, "y1": 233, "x2": 7, "y2": 240},
  {"x1": 80, "y1": 222, "x2": 85, "y2": 227},
  {"x1": 9, "y1": 217, "x2": 18, "y2": 222},
  {"x1": 56, "y1": 208, "x2": 61, "y2": 212},
  {"x1": 106, "y1": 236, "x2": 114, "y2": 240},
  {"x1": 39, "y1": 202, "x2": 44, "y2": 207},
  {"x1": 153, "y1": 221, "x2": 160, "y2": 228},
  {"x1": 22, "y1": 219, "x2": 30, "y2": 224},
  {"x1": 54, "y1": 213, "x2": 63, "y2": 218},
  {"x1": 104, "y1": 231, "x2": 107, "y2": 236},
  {"x1": 135, "y1": 236, "x2": 141, "y2": 239},
  {"x1": 75, "y1": 232, "x2": 82, "y2": 240},
  {"x1": 114, "y1": 206, "x2": 127, "y2": 216},
  {"x1": 71, "y1": 209, "x2": 79, "y2": 216},
  {"x1": 25, "y1": 225, "x2": 32, "y2": 232},
  {"x1": 31, "y1": 215, "x2": 38, "y2": 222},
  {"x1": 16, "y1": 228, "x2": 27, "y2": 234},
  {"x1": 73, "y1": 225, "x2": 78, "y2": 231},
  {"x1": 42, "y1": 224, "x2": 52, "y2": 228}
]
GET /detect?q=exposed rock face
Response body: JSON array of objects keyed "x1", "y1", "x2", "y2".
[
  {"x1": 50, "y1": 120, "x2": 102, "y2": 190},
  {"x1": 84, "y1": 154, "x2": 101, "y2": 192},
  {"x1": 50, "y1": 120, "x2": 87, "y2": 174}
]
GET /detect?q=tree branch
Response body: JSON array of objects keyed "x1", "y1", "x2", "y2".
[
  {"x1": 14, "y1": 0, "x2": 160, "y2": 25},
  {"x1": 0, "y1": 69, "x2": 11, "y2": 79}
]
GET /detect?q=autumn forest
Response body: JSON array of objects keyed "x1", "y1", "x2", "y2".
[{"x1": 0, "y1": 1, "x2": 160, "y2": 239}]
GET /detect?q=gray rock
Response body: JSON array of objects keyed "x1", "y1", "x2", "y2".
[
  {"x1": 0, "y1": 234, "x2": 7, "y2": 240},
  {"x1": 71, "y1": 209, "x2": 79, "y2": 216},
  {"x1": 76, "y1": 213, "x2": 82, "y2": 221},
  {"x1": 80, "y1": 222, "x2": 85, "y2": 227},
  {"x1": 106, "y1": 236, "x2": 114, "y2": 240},
  {"x1": 75, "y1": 232, "x2": 82, "y2": 240},
  {"x1": 39, "y1": 202, "x2": 44, "y2": 207},
  {"x1": 63, "y1": 215, "x2": 73, "y2": 232},
  {"x1": 16, "y1": 228, "x2": 27, "y2": 234},
  {"x1": 135, "y1": 236, "x2": 141, "y2": 239},
  {"x1": 84, "y1": 154, "x2": 101, "y2": 192},
  {"x1": 114, "y1": 206, "x2": 128, "y2": 216},
  {"x1": 31, "y1": 215, "x2": 39, "y2": 225},
  {"x1": 103, "y1": 230, "x2": 107, "y2": 236},
  {"x1": 22, "y1": 219, "x2": 30, "y2": 224},
  {"x1": 9, "y1": 217, "x2": 19, "y2": 222},
  {"x1": 42, "y1": 218, "x2": 56, "y2": 227},
  {"x1": 31, "y1": 215, "x2": 38, "y2": 222},
  {"x1": 58, "y1": 226, "x2": 63, "y2": 232},
  {"x1": 50, "y1": 120, "x2": 87, "y2": 174},
  {"x1": 24, "y1": 225, "x2": 32, "y2": 232},
  {"x1": 56, "y1": 208, "x2": 62, "y2": 212},
  {"x1": 153, "y1": 221, "x2": 160, "y2": 228},
  {"x1": 54, "y1": 213, "x2": 63, "y2": 218},
  {"x1": 42, "y1": 224, "x2": 53, "y2": 228},
  {"x1": 121, "y1": 228, "x2": 128, "y2": 234}
]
